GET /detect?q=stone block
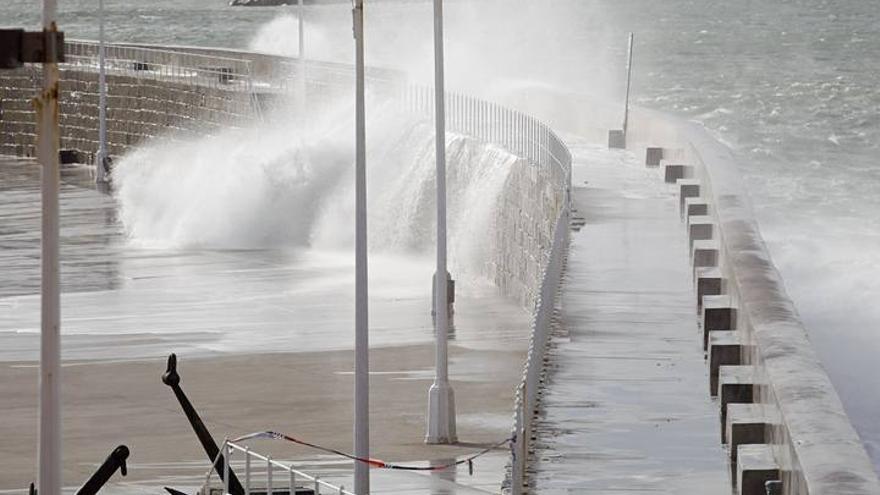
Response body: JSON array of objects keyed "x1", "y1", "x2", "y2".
[
  {"x1": 709, "y1": 331, "x2": 742, "y2": 394},
  {"x1": 646, "y1": 147, "x2": 663, "y2": 167},
  {"x1": 688, "y1": 215, "x2": 715, "y2": 247},
  {"x1": 718, "y1": 365, "x2": 757, "y2": 437},
  {"x1": 695, "y1": 267, "x2": 723, "y2": 307},
  {"x1": 662, "y1": 161, "x2": 693, "y2": 183},
  {"x1": 726, "y1": 403, "x2": 780, "y2": 472},
  {"x1": 684, "y1": 197, "x2": 709, "y2": 219},
  {"x1": 677, "y1": 179, "x2": 701, "y2": 218},
  {"x1": 737, "y1": 444, "x2": 780, "y2": 495},
  {"x1": 608, "y1": 129, "x2": 626, "y2": 149},
  {"x1": 691, "y1": 240, "x2": 721, "y2": 273},
  {"x1": 703, "y1": 295, "x2": 736, "y2": 339}
]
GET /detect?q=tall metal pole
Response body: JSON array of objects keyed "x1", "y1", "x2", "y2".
[
  {"x1": 95, "y1": 0, "x2": 108, "y2": 183},
  {"x1": 37, "y1": 0, "x2": 62, "y2": 492},
  {"x1": 426, "y1": 0, "x2": 456, "y2": 445},
  {"x1": 297, "y1": 0, "x2": 306, "y2": 111},
  {"x1": 352, "y1": 0, "x2": 370, "y2": 493},
  {"x1": 622, "y1": 32, "x2": 634, "y2": 139}
]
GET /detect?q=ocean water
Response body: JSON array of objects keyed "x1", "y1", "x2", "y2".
[{"x1": 2, "y1": 0, "x2": 878, "y2": 470}]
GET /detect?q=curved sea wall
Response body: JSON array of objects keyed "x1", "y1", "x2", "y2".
[{"x1": 626, "y1": 109, "x2": 880, "y2": 495}]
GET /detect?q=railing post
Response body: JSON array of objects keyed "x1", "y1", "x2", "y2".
[
  {"x1": 223, "y1": 441, "x2": 231, "y2": 495},
  {"x1": 244, "y1": 448, "x2": 251, "y2": 495},
  {"x1": 314, "y1": 477, "x2": 320, "y2": 495},
  {"x1": 288, "y1": 466, "x2": 295, "y2": 495},
  {"x1": 266, "y1": 456, "x2": 273, "y2": 495}
]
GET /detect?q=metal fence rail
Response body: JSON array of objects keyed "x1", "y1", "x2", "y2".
[
  {"x1": 403, "y1": 85, "x2": 571, "y2": 182},
  {"x1": 202, "y1": 440, "x2": 355, "y2": 495},
  {"x1": 65, "y1": 40, "x2": 254, "y2": 90}
]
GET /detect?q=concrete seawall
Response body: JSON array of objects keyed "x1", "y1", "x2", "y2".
[{"x1": 627, "y1": 110, "x2": 880, "y2": 495}]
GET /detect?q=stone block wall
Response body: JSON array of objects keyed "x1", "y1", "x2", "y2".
[
  {"x1": 0, "y1": 66, "x2": 257, "y2": 161},
  {"x1": 491, "y1": 156, "x2": 568, "y2": 309}
]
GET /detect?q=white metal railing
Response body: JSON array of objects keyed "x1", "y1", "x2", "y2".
[
  {"x1": 64, "y1": 40, "x2": 255, "y2": 90},
  {"x1": 201, "y1": 440, "x2": 356, "y2": 495},
  {"x1": 506, "y1": 193, "x2": 569, "y2": 495},
  {"x1": 403, "y1": 85, "x2": 571, "y2": 184}
]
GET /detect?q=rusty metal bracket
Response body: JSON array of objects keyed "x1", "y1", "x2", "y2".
[{"x1": 0, "y1": 29, "x2": 65, "y2": 69}]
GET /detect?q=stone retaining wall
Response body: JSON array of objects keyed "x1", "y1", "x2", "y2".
[
  {"x1": 492, "y1": 155, "x2": 568, "y2": 309},
  {"x1": 0, "y1": 66, "x2": 256, "y2": 161}
]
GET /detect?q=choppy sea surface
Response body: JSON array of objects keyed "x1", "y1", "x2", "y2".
[{"x1": 2, "y1": 0, "x2": 879, "y2": 470}]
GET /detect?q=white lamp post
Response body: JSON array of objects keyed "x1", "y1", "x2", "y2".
[
  {"x1": 352, "y1": 1, "x2": 370, "y2": 493},
  {"x1": 622, "y1": 32, "x2": 634, "y2": 141},
  {"x1": 297, "y1": 0, "x2": 306, "y2": 113},
  {"x1": 95, "y1": 0, "x2": 108, "y2": 183},
  {"x1": 37, "y1": 0, "x2": 62, "y2": 492},
  {"x1": 425, "y1": 0, "x2": 457, "y2": 446}
]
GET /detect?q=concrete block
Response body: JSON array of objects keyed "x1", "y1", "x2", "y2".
[
  {"x1": 662, "y1": 161, "x2": 693, "y2": 183},
  {"x1": 646, "y1": 147, "x2": 663, "y2": 167},
  {"x1": 737, "y1": 444, "x2": 780, "y2": 495},
  {"x1": 718, "y1": 365, "x2": 757, "y2": 436},
  {"x1": 692, "y1": 240, "x2": 719, "y2": 274},
  {"x1": 684, "y1": 197, "x2": 709, "y2": 219},
  {"x1": 677, "y1": 179, "x2": 701, "y2": 218},
  {"x1": 703, "y1": 295, "x2": 736, "y2": 337},
  {"x1": 709, "y1": 331, "x2": 742, "y2": 394},
  {"x1": 688, "y1": 215, "x2": 715, "y2": 247},
  {"x1": 726, "y1": 404, "x2": 779, "y2": 470},
  {"x1": 695, "y1": 267, "x2": 723, "y2": 307}
]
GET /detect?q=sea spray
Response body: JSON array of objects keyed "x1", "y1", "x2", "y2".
[
  {"x1": 112, "y1": 102, "x2": 353, "y2": 249},
  {"x1": 113, "y1": 96, "x2": 517, "y2": 288}
]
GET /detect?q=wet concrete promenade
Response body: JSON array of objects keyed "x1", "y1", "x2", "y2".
[
  {"x1": 0, "y1": 157, "x2": 528, "y2": 494},
  {"x1": 530, "y1": 143, "x2": 729, "y2": 493}
]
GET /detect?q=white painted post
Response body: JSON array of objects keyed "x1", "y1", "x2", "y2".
[
  {"x1": 245, "y1": 448, "x2": 251, "y2": 495},
  {"x1": 297, "y1": 0, "x2": 306, "y2": 114},
  {"x1": 426, "y1": 0, "x2": 457, "y2": 446},
  {"x1": 223, "y1": 442, "x2": 231, "y2": 495},
  {"x1": 95, "y1": 0, "x2": 108, "y2": 183},
  {"x1": 352, "y1": 0, "x2": 370, "y2": 493},
  {"x1": 267, "y1": 456, "x2": 273, "y2": 495},
  {"x1": 37, "y1": 0, "x2": 62, "y2": 492},
  {"x1": 288, "y1": 466, "x2": 295, "y2": 495},
  {"x1": 622, "y1": 32, "x2": 634, "y2": 139}
]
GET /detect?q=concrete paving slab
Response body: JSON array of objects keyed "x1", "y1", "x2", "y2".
[{"x1": 530, "y1": 142, "x2": 729, "y2": 494}]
